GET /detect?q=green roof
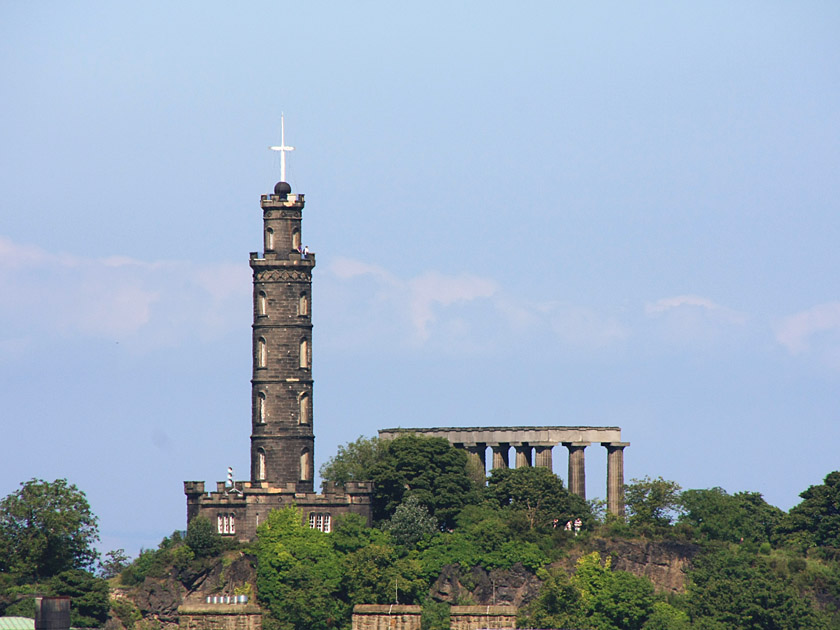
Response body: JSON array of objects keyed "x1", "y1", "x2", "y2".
[{"x1": 0, "y1": 618, "x2": 35, "y2": 630}]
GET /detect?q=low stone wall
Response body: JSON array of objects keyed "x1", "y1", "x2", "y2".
[
  {"x1": 352, "y1": 605, "x2": 422, "y2": 630},
  {"x1": 178, "y1": 604, "x2": 262, "y2": 630},
  {"x1": 450, "y1": 606, "x2": 517, "y2": 630},
  {"x1": 351, "y1": 604, "x2": 516, "y2": 630}
]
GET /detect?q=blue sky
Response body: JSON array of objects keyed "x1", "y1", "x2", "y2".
[{"x1": 2, "y1": 2, "x2": 839, "y2": 557}]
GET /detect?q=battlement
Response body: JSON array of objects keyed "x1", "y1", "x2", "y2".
[
  {"x1": 260, "y1": 193, "x2": 304, "y2": 207},
  {"x1": 186, "y1": 479, "x2": 373, "y2": 506}
]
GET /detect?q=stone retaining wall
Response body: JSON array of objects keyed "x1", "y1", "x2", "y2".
[
  {"x1": 351, "y1": 605, "x2": 516, "y2": 630},
  {"x1": 178, "y1": 604, "x2": 262, "y2": 630}
]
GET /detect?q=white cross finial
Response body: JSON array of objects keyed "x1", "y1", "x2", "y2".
[{"x1": 269, "y1": 114, "x2": 295, "y2": 181}]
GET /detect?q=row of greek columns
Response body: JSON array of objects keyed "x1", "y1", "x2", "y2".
[
  {"x1": 458, "y1": 441, "x2": 629, "y2": 516},
  {"x1": 379, "y1": 427, "x2": 629, "y2": 516}
]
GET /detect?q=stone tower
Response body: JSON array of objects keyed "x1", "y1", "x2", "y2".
[
  {"x1": 184, "y1": 172, "x2": 372, "y2": 541},
  {"x1": 249, "y1": 181, "x2": 315, "y2": 491}
]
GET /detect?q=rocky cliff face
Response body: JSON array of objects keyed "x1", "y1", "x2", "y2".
[
  {"x1": 108, "y1": 553, "x2": 257, "y2": 630},
  {"x1": 430, "y1": 563, "x2": 542, "y2": 608},
  {"x1": 428, "y1": 537, "x2": 700, "y2": 611},
  {"x1": 563, "y1": 538, "x2": 701, "y2": 594},
  {"x1": 111, "y1": 538, "x2": 698, "y2": 628}
]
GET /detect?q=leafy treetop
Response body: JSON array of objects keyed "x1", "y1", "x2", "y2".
[{"x1": 0, "y1": 478, "x2": 100, "y2": 581}]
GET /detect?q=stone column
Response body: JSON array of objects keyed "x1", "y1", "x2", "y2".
[
  {"x1": 533, "y1": 444, "x2": 553, "y2": 471},
  {"x1": 602, "y1": 442, "x2": 629, "y2": 516},
  {"x1": 562, "y1": 442, "x2": 589, "y2": 499},
  {"x1": 491, "y1": 443, "x2": 509, "y2": 469},
  {"x1": 514, "y1": 444, "x2": 532, "y2": 468},
  {"x1": 465, "y1": 443, "x2": 486, "y2": 477}
]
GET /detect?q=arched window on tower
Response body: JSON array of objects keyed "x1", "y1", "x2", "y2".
[
  {"x1": 256, "y1": 448, "x2": 266, "y2": 481},
  {"x1": 257, "y1": 291, "x2": 267, "y2": 317},
  {"x1": 292, "y1": 228, "x2": 301, "y2": 251},
  {"x1": 298, "y1": 292, "x2": 308, "y2": 317},
  {"x1": 257, "y1": 337, "x2": 267, "y2": 368},
  {"x1": 300, "y1": 448, "x2": 311, "y2": 481},
  {"x1": 265, "y1": 228, "x2": 274, "y2": 251},
  {"x1": 299, "y1": 338, "x2": 309, "y2": 369},
  {"x1": 257, "y1": 391, "x2": 266, "y2": 424},
  {"x1": 299, "y1": 393, "x2": 310, "y2": 424}
]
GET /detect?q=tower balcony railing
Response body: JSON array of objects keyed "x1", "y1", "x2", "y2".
[{"x1": 250, "y1": 251, "x2": 316, "y2": 264}]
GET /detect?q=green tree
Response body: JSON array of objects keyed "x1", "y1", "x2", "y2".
[
  {"x1": 332, "y1": 514, "x2": 427, "y2": 605},
  {"x1": 642, "y1": 601, "x2": 691, "y2": 630},
  {"x1": 0, "y1": 479, "x2": 99, "y2": 581},
  {"x1": 518, "y1": 567, "x2": 585, "y2": 629},
  {"x1": 255, "y1": 507, "x2": 346, "y2": 630},
  {"x1": 686, "y1": 548, "x2": 829, "y2": 629},
  {"x1": 522, "y1": 553, "x2": 655, "y2": 630},
  {"x1": 384, "y1": 495, "x2": 438, "y2": 547},
  {"x1": 319, "y1": 435, "x2": 384, "y2": 488},
  {"x1": 368, "y1": 434, "x2": 479, "y2": 528},
  {"x1": 680, "y1": 487, "x2": 784, "y2": 544},
  {"x1": 48, "y1": 569, "x2": 110, "y2": 628},
  {"x1": 785, "y1": 471, "x2": 840, "y2": 549},
  {"x1": 625, "y1": 476, "x2": 682, "y2": 529},
  {"x1": 573, "y1": 552, "x2": 655, "y2": 630},
  {"x1": 485, "y1": 466, "x2": 589, "y2": 530},
  {"x1": 185, "y1": 515, "x2": 224, "y2": 558},
  {"x1": 100, "y1": 548, "x2": 131, "y2": 579}
]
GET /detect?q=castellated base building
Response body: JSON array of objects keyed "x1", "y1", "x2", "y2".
[
  {"x1": 184, "y1": 182, "x2": 372, "y2": 541},
  {"x1": 184, "y1": 180, "x2": 629, "y2": 541}
]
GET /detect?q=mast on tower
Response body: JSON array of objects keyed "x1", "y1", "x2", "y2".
[{"x1": 269, "y1": 114, "x2": 295, "y2": 182}]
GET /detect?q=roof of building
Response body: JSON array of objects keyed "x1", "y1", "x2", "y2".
[{"x1": 0, "y1": 618, "x2": 35, "y2": 630}]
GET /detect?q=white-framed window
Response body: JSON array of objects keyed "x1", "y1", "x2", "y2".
[
  {"x1": 217, "y1": 514, "x2": 236, "y2": 535},
  {"x1": 265, "y1": 228, "x2": 274, "y2": 251},
  {"x1": 298, "y1": 393, "x2": 310, "y2": 425},
  {"x1": 298, "y1": 292, "x2": 308, "y2": 317},
  {"x1": 257, "y1": 448, "x2": 266, "y2": 481},
  {"x1": 257, "y1": 291, "x2": 267, "y2": 317},
  {"x1": 257, "y1": 337, "x2": 267, "y2": 368},
  {"x1": 292, "y1": 229, "x2": 301, "y2": 251},
  {"x1": 308, "y1": 512, "x2": 331, "y2": 533},
  {"x1": 257, "y1": 391, "x2": 266, "y2": 423},
  {"x1": 299, "y1": 338, "x2": 308, "y2": 368},
  {"x1": 300, "y1": 448, "x2": 312, "y2": 481}
]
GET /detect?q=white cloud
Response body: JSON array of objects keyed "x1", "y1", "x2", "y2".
[
  {"x1": 323, "y1": 258, "x2": 498, "y2": 346},
  {"x1": 407, "y1": 271, "x2": 497, "y2": 341},
  {"x1": 0, "y1": 236, "x2": 250, "y2": 350},
  {"x1": 322, "y1": 258, "x2": 628, "y2": 352},
  {"x1": 775, "y1": 302, "x2": 840, "y2": 355},
  {"x1": 645, "y1": 294, "x2": 747, "y2": 324}
]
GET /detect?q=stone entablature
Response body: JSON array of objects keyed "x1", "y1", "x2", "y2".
[
  {"x1": 178, "y1": 604, "x2": 262, "y2": 630},
  {"x1": 351, "y1": 605, "x2": 516, "y2": 630},
  {"x1": 379, "y1": 426, "x2": 629, "y2": 515},
  {"x1": 379, "y1": 426, "x2": 622, "y2": 445}
]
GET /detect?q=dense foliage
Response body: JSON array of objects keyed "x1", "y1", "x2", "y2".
[
  {"x1": 320, "y1": 435, "x2": 385, "y2": 488},
  {"x1": 9, "y1": 458, "x2": 840, "y2": 630},
  {"x1": 0, "y1": 479, "x2": 100, "y2": 580},
  {"x1": 367, "y1": 434, "x2": 480, "y2": 528},
  {"x1": 0, "y1": 479, "x2": 110, "y2": 627},
  {"x1": 312, "y1": 439, "x2": 840, "y2": 630}
]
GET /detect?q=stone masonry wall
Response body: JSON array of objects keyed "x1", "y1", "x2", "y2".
[
  {"x1": 351, "y1": 605, "x2": 516, "y2": 630},
  {"x1": 178, "y1": 605, "x2": 262, "y2": 630}
]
